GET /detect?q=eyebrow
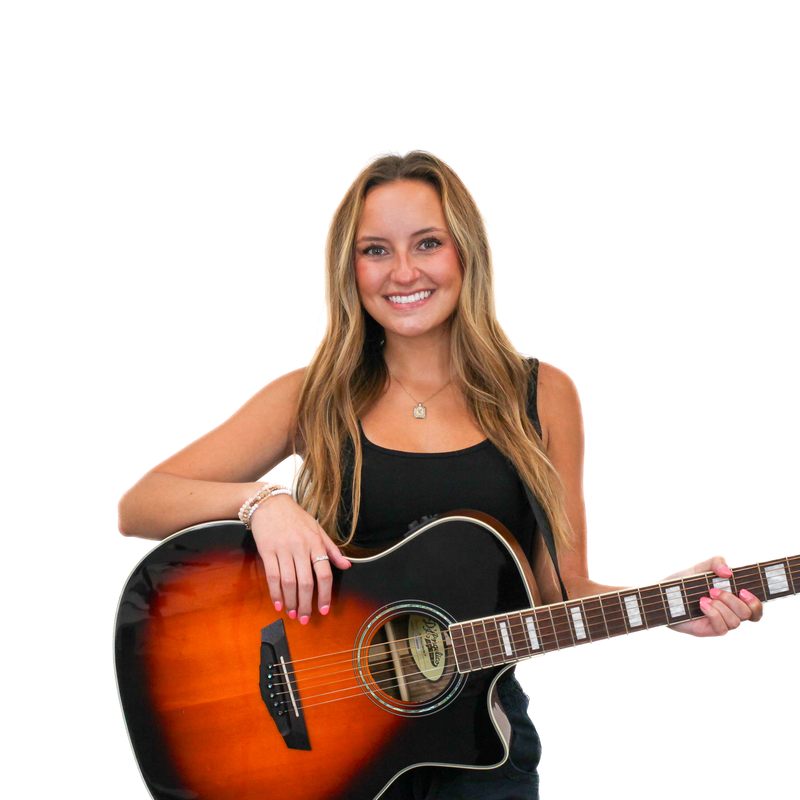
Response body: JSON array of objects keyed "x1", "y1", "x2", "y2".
[{"x1": 355, "y1": 226, "x2": 446, "y2": 243}]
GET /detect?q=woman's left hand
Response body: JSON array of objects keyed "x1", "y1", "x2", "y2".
[{"x1": 667, "y1": 556, "x2": 764, "y2": 637}]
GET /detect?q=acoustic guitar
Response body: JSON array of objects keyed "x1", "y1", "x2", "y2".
[{"x1": 115, "y1": 511, "x2": 798, "y2": 800}]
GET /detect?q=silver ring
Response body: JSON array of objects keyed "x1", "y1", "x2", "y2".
[{"x1": 312, "y1": 555, "x2": 329, "y2": 564}]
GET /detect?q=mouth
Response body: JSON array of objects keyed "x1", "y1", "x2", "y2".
[{"x1": 384, "y1": 289, "x2": 435, "y2": 308}]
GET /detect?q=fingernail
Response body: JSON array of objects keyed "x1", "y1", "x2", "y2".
[
  {"x1": 740, "y1": 588, "x2": 755, "y2": 601},
  {"x1": 274, "y1": 601, "x2": 282, "y2": 612},
  {"x1": 709, "y1": 587, "x2": 722, "y2": 599},
  {"x1": 320, "y1": 605, "x2": 330, "y2": 616},
  {"x1": 300, "y1": 615, "x2": 310, "y2": 625},
  {"x1": 719, "y1": 566, "x2": 733, "y2": 577},
  {"x1": 287, "y1": 609, "x2": 297, "y2": 619},
  {"x1": 700, "y1": 597, "x2": 712, "y2": 610}
]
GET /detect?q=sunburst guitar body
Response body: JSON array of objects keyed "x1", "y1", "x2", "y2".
[{"x1": 115, "y1": 512, "x2": 534, "y2": 800}]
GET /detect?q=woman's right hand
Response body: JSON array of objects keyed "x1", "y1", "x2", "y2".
[{"x1": 250, "y1": 494, "x2": 351, "y2": 623}]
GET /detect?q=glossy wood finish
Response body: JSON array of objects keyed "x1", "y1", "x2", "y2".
[{"x1": 115, "y1": 513, "x2": 536, "y2": 800}]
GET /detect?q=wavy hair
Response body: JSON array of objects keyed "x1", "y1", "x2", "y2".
[{"x1": 293, "y1": 151, "x2": 572, "y2": 551}]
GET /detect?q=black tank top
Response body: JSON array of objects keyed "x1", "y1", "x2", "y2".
[{"x1": 338, "y1": 359, "x2": 543, "y2": 563}]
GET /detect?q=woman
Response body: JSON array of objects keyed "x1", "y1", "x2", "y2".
[{"x1": 118, "y1": 151, "x2": 762, "y2": 799}]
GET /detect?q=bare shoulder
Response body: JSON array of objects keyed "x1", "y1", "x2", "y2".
[
  {"x1": 535, "y1": 361, "x2": 583, "y2": 448},
  {"x1": 245, "y1": 367, "x2": 308, "y2": 411},
  {"x1": 152, "y1": 367, "x2": 308, "y2": 482}
]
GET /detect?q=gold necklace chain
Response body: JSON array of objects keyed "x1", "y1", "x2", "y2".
[{"x1": 390, "y1": 374, "x2": 452, "y2": 420}]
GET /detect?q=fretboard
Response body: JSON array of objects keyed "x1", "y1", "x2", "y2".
[{"x1": 448, "y1": 555, "x2": 799, "y2": 673}]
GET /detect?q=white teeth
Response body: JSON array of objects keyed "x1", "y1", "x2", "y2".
[{"x1": 387, "y1": 290, "x2": 432, "y2": 304}]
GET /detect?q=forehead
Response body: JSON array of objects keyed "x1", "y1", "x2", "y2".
[{"x1": 357, "y1": 179, "x2": 445, "y2": 235}]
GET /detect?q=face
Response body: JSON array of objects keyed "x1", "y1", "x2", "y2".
[{"x1": 354, "y1": 179, "x2": 462, "y2": 343}]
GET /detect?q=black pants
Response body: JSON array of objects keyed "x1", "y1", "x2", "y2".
[{"x1": 383, "y1": 675, "x2": 541, "y2": 799}]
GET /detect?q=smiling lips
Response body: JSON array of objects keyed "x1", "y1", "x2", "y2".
[{"x1": 385, "y1": 289, "x2": 434, "y2": 306}]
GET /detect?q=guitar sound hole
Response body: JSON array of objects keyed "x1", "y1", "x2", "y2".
[{"x1": 355, "y1": 604, "x2": 465, "y2": 716}]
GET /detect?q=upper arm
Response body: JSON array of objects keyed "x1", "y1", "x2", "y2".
[
  {"x1": 150, "y1": 367, "x2": 307, "y2": 483},
  {"x1": 532, "y1": 362, "x2": 589, "y2": 594}
]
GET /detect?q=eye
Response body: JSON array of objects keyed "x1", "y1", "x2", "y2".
[
  {"x1": 419, "y1": 237, "x2": 442, "y2": 251},
  {"x1": 361, "y1": 244, "x2": 387, "y2": 256}
]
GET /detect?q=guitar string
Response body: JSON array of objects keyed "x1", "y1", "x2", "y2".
[
  {"x1": 267, "y1": 591, "x2": 750, "y2": 706},
  {"x1": 273, "y1": 581, "x2": 782, "y2": 711},
  {"x1": 276, "y1": 560, "x2": 785, "y2": 675},
  {"x1": 266, "y1": 573, "x2": 787, "y2": 704},
  {"x1": 265, "y1": 566, "x2": 787, "y2": 702},
  {"x1": 266, "y1": 564, "x2": 778, "y2": 681}
]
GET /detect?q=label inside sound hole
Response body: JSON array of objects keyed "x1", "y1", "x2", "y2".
[{"x1": 408, "y1": 615, "x2": 446, "y2": 681}]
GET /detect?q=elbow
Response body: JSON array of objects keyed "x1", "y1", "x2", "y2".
[{"x1": 117, "y1": 488, "x2": 143, "y2": 538}]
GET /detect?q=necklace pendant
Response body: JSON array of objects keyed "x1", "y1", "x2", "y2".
[{"x1": 412, "y1": 403, "x2": 427, "y2": 420}]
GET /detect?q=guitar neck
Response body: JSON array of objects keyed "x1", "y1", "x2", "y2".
[{"x1": 449, "y1": 555, "x2": 800, "y2": 672}]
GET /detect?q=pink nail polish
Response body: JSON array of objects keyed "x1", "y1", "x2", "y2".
[
  {"x1": 320, "y1": 605, "x2": 330, "y2": 616},
  {"x1": 274, "y1": 601, "x2": 283, "y2": 612},
  {"x1": 719, "y1": 566, "x2": 733, "y2": 578},
  {"x1": 740, "y1": 588, "x2": 755, "y2": 601},
  {"x1": 287, "y1": 609, "x2": 297, "y2": 619},
  {"x1": 300, "y1": 615, "x2": 310, "y2": 625},
  {"x1": 700, "y1": 597, "x2": 712, "y2": 610},
  {"x1": 709, "y1": 587, "x2": 722, "y2": 599}
]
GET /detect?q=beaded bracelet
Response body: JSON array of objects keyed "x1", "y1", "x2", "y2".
[{"x1": 238, "y1": 484, "x2": 292, "y2": 529}]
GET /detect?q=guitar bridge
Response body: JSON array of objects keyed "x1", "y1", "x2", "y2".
[{"x1": 259, "y1": 618, "x2": 311, "y2": 750}]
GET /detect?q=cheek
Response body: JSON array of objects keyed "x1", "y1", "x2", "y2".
[{"x1": 354, "y1": 261, "x2": 378, "y2": 304}]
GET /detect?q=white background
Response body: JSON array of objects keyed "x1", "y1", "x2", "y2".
[{"x1": 2, "y1": 2, "x2": 798, "y2": 798}]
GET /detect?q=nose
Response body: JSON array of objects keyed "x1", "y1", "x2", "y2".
[{"x1": 390, "y1": 252, "x2": 420, "y2": 284}]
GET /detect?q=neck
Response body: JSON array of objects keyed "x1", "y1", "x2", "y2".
[
  {"x1": 448, "y1": 555, "x2": 799, "y2": 673},
  {"x1": 383, "y1": 328, "x2": 452, "y2": 386}
]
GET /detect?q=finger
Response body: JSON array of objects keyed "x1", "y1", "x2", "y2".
[
  {"x1": 710, "y1": 588, "x2": 752, "y2": 622},
  {"x1": 709, "y1": 556, "x2": 733, "y2": 578},
  {"x1": 738, "y1": 588, "x2": 764, "y2": 622},
  {"x1": 706, "y1": 595, "x2": 741, "y2": 631},
  {"x1": 293, "y1": 552, "x2": 315, "y2": 624},
  {"x1": 277, "y1": 552, "x2": 298, "y2": 619},
  {"x1": 321, "y1": 527, "x2": 352, "y2": 569},
  {"x1": 312, "y1": 556, "x2": 334, "y2": 615},
  {"x1": 262, "y1": 552, "x2": 284, "y2": 612},
  {"x1": 699, "y1": 597, "x2": 729, "y2": 635}
]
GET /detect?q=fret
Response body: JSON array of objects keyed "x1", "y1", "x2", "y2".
[
  {"x1": 463, "y1": 623, "x2": 479, "y2": 671},
  {"x1": 495, "y1": 615, "x2": 518, "y2": 662},
  {"x1": 449, "y1": 624, "x2": 471, "y2": 673},
  {"x1": 755, "y1": 563, "x2": 769, "y2": 601},
  {"x1": 710, "y1": 574, "x2": 734, "y2": 594},
  {"x1": 614, "y1": 592, "x2": 632, "y2": 633},
  {"x1": 597, "y1": 593, "x2": 626, "y2": 636},
  {"x1": 763, "y1": 560, "x2": 792, "y2": 597},
  {"x1": 621, "y1": 591, "x2": 645, "y2": 629},
  {"x1": 506, "y1": 613, "x2": 532, "y2": 659},
  {"x1": 662, "y1": 582, "x2": 689, "y2": 621},
  {"x1": 549, "y1": 603, "x2": 576, "y2": 648},
  {"x1": 581, "y1": 596, "x2": 608, "y2": 641},
  {"x1": 466, "y1": 621, "x2": 493, "y2": 670},
  {"x1": 565, "y1": 601, "x2": 590, "y2": 644},
  {"x1": 785, "y1": 557, "x2": 797, "y2": 594},
  {"x1": 732, "y1": 564, "x2": 765, "y2": 601},
  {"x1": 683, "y1": 575, "x2": 710, "y2": 619},
  {"x1": 639, "y1": 585, "x2": 669, "y2": 628},
  {"x1": 481, "y1": 619, "x2": 500, "y2": 665},
  {"x1": 535, "y1": 606, "x2": 559, "y2": 652},
  {"x1": 789, "y1": 556, "x2": 800, "y2": 593},
  {"x1": 521, "y1": 612, "x2": 543, "y2": 654}
]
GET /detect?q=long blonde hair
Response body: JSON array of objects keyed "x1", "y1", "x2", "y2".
[{"x1": 294, "y1": 151, "x2": 572, "y2": 550}]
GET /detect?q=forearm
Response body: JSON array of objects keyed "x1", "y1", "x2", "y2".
[{"x1": 118, "y1": 471, "x2": 265, "y2": 540}]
